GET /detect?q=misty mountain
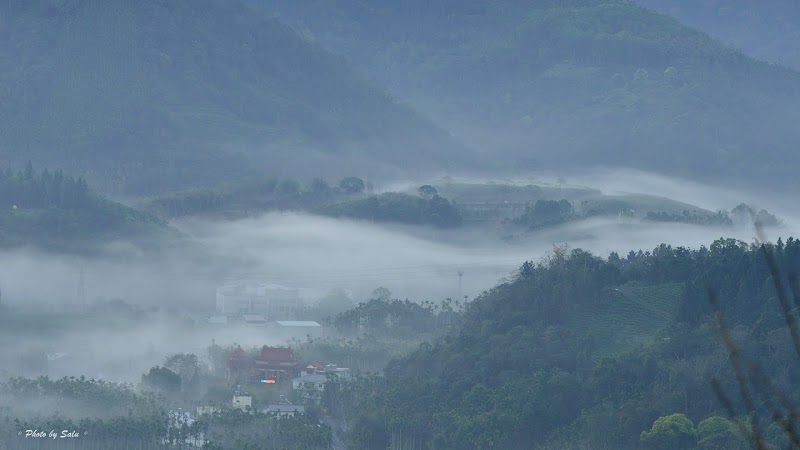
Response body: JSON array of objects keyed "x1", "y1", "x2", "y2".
[
  {"x1": 635, "y1": 0, "x2": 800, "y2": 71},
  {"x1": 252, "y1": 0, "x2": 800, "y2": 189},
  {"x1": 0, "y1": 163, "x2": 175, "y2": 252},
  {"x1": 0, "y1": 0, "x2": 472, "y2": 196}
]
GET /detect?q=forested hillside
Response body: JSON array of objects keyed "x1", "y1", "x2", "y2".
[
  {"x1": 254, "y1": 0, "x2": 800, "y2": 189},
  {"x1": 0, "y1": 0, "x2": 471, "y2": 196},
  {"x1": 0, "y1": 163, "x2": 174, "y2": 252},
  {"x1": 328, "y1": 238, "x2": 800, "y2": 449},
  {"x1": 635, "y1": 0, "x2": 800, "y2": 70}
]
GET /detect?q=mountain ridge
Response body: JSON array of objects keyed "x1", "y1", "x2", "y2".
[
  {"x1": 0, "y1": 0, "x2": 475, "y2": 196},
  {"x1": 252, "y1": 0, "x2": 800, "y2": 189}
]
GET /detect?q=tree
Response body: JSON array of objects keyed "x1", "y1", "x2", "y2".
[
  {"x1": 207, "y1": 342, "x2": 228, "y2": 377},
  {"x1": 339, "y1": 177, "x2": 365, "y2": 194},
  {"x1": 418, "y1": 184, "x2": 437, "y2": 199},
  {"x1": 640, "y1": 414, "x2": 698, "y2": 450},
  {"x1": 309, "y1": 178, "x2": 330, "y2": 195},
  {"x1": 697, "y1": 416, "x2": 743, "y2": 450},
  {"x1": 141, "y1": 366, "x2": 181, "y2": 393},
  {"x1": 371, "y1": 287, "x2": 392, "y2": 301},
  {"x1": 277, "y1": 179, "x2": 300, "y2": 196},
  {"x1": 312, "y1": 287, "x2": 355, "y2": 321},
  {"x1": 23, "y1": 161, "x2": 33, "y2": 180},
  {"x1": 164, "y1": 353, "x2": 200, "y2": 391},
  {"x1": 517, "y1": 199, "x2": 574, "y2": 229}
]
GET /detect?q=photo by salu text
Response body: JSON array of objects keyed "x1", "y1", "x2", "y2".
[{"x1": 20, "y1": 430, "x2": 82, "y2": 439}]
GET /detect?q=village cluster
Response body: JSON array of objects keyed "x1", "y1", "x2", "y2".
[{"x1": 188, "y1": 281, "x2": 350, "y2": 419}]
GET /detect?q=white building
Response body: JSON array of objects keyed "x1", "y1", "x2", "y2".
[
  {"x1": 196, "y1": 406, "x2": 220, "y2": 416},
  {"x1": 216, "y1": 281, "x2": 302, "y2": 320},
  {"x1": 233, "y1": 389, "x2": 252, "y2": 411},
  {"x1": 292, "y1": 374, "x2": 327, "y2": 405}
]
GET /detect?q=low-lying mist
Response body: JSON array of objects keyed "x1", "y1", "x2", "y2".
[{"x1": 1, "y1": 170, "x2": 798, "y2": 383}]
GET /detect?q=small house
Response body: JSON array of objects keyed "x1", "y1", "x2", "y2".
[
  {"x1": 292, "y1": 373, "x2": 327, "y2": 405},
  {"x1": 233, "y1": 388, "x2": 252, "y2": 411}
]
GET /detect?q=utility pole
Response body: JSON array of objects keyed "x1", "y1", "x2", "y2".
[{"x1": 457, "y1": 270, "x2": 464, "y2": 300}]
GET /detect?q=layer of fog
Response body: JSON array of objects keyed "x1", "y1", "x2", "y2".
[{"x1": 1, "y1": 171, "x2": 799, "y2": 383}]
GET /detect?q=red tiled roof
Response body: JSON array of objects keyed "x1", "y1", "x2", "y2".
[
  {"x1": 229, "y1": 347, "x2": 247, "y2": 359},
  {"x1": 257, "y1": 346, "x2": 294, "y2": 362},
  {"x1": 226, "y1": 346, "x2": 252, "y2": 369}
]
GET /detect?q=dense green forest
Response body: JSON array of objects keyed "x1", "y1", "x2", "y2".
[
  {"x1": 320, "y1": 237, "x2": 800, "y2": 449},
  {"x1": 254, "y1": 0, "x2": 800, "y2": 189},
  {"x1": 0, "y1": 163, "x2": 173, "y2": 252},
  {"x1": 0, "y1": 0, "x2": 471, "y2": 195}
]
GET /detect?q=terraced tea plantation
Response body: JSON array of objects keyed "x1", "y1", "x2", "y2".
[{"x1": 570, "y1": 282, "x2": 685, "y2": 358}]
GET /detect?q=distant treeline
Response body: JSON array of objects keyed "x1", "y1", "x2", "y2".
[
  {"x1": 0, "y1": 163, "x2": 168, "y2": 251},
  {"x1": 511, "y1": 198, "x2": 780, "y2": 230},
  {"x1": 0, "y1": 162, "x2": 89, "y2": 210},
  {"x1": 147, "y1": 177, "x2": 465, "y2": 228},
  {"x1": 145, "y1": 176, "x2": 369, "y2": 218},
  {"x1": 316, "y1": 192, "x2": 463, "y2": 228}
]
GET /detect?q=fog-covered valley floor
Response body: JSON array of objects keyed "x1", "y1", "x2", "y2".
[{"x1": 1, "y1": 172, "x2": 796, "y2": 384}]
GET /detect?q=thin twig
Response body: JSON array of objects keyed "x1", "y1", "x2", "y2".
[
  {"x1": 747, "y1": 365, "x2": 800, "y2": 447},
  {"x1": 760, "y1": 244, "x2": 800, "y2": 359},
  {"x1": 710, "y1": 377, "x2": 753, "y2": 441},
  {"x1": 709, "y1": 289, "x2": 768, "y2": 450}
]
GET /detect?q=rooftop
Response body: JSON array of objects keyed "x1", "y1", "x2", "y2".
[
  {"x1": 275, "y1": 321, "x2": 321, "y2": 327},
  {"x1": 257, "y1": 346, "x2": 295, "y2": 362}
]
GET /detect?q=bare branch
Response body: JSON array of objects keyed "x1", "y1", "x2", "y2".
[{"x1": 709, "y1": 289, "x2": 768, "y2": 450}]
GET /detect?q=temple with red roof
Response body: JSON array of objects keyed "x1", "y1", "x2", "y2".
[{"x1": 225, "y1": 345, "x2": 302, "y2": 383}]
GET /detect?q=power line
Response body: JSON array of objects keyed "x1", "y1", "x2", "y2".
[
  {"x1": 227, "y1": 268, "x2": 516, "y2": 283},
  {"x1": 65, "y1": 258, "x2": 527, "y2": 287}
]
